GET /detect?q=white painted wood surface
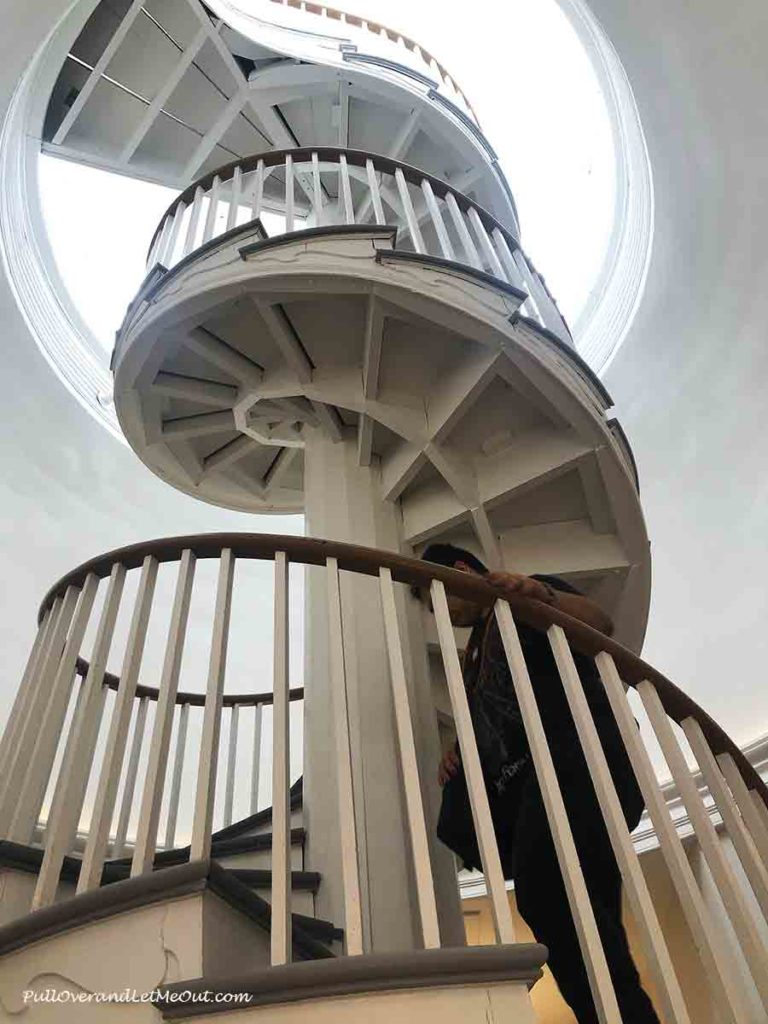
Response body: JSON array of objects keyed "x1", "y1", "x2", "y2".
[
  {"x1": 34, "y1": 564, "x2": 127, "y2": 909},
  {"x1": 380, "y1": 568, "x2": 440, "y2": 949},
  {"x1": 164, "y1": 702, "x2": 190, "y2": 850},
  {"x1": 548, "y1": 625, "x2": 691, "y2": 1024},
  {"x1": 638, "y1": 680, "x2": 768, "y2": 1009},
  {"x1": 421, "y1": 179, "x2": 455, "y2": 260},
  {"x1": 190, "y1": 549, "x2": 235, "y2": 861},
  {"x1": 395, "y1": 168, "x2": 425, "y2": 253},
  {"x1": 326, "y1": 557, "x2": 364, "y2": 955},
  {"x1": 271, "y1": 552, "x2": 292, "y2": 965},
  {"x1": 718, "y1": 753, "x2": 768, "y2": 867},
  {"x1": 250, "y1": 703, "x2": 264, "y2": 814},
  {"x1": 202, "y1": 176, "x2": 222, "y2": 244},
  {"x1": 0, "y1": 612, "x2": 49, "y2": 795},
  {"x1": 10, "y1": 580, "x2": 97, "y2": 844},
  {"x1": 79, "y1": 556, "x2": 158, "y2": 890},
  {"x1": 112, "y1": 695, "x2": 149, "y2": 860},
  {"x1": 132, "y1": 550, "x2": 196, "y2": 876},
  {"x1": 596, "y1": 653, "x2": 750, "y2": 1024},
  {"x1": 430, "y1": 580, "x2": 515, "y2": 945},
  {"x1": 683, "y1": 718, "x2": 768, "y2": 922},
  {"x1": 223, "y1": 703, "x2": 239, "y2": 828},
  {"x1": 445, "y1": 192, "x2": 482, "y2": 269},
  {"x1": 495, "y1": 602, "x2": 620, "y2": 1023}
]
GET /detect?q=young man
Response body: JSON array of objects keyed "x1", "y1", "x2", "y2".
[{"x1": 416, "y1": 542, "x2": 659, "y2": 1024}]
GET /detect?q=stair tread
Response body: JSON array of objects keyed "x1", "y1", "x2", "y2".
[
  {"x1": 105, "y1": 827, "x2": 306, "y2": 871},
  {"x1": 229, "y1": 868, "x2": 321, "y2": 893},
  {"x1": 208, "y1": 862, "x2": 336, "y2": 961}
]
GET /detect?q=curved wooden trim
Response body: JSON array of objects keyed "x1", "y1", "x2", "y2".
[
  {"x1": 36, "y1": 532, "x2": 768, "y2": 807},
  {"x1": 375, "y1": 248, "x2": 527, "y2": 302},
  {"x1": 515, "y1": 314, "x2": 615, "y2": 412},
  {"x1": 147, "y1": 147, "x2": 522, "y2": 257},
  {"x1": 73, "y1": 656, "x2": 303, "y2": 708},
  {"x1": 267, "y1": 0, "x2": 477, "y2": 119},
  {"x1": 155, "y1": 942, "x2": 546, "y2": 1017}
]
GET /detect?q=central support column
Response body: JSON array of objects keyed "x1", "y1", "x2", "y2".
[{"x1": 302, "y1": 428, "x2": 465, "y2": 952}]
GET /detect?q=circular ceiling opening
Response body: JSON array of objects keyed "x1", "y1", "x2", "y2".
[{"x1": 4, "y1": 0, "x2": 652, "y2": 436}]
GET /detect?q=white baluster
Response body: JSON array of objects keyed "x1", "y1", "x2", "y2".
[
  {"x1": 717, "y1": 754, "x2": 768, "y2": 866},
  {"x1": 596, "y1": 653, "x2": 751, "y2": 1023},
  {"x1": 10, "y1": 579, "x2": 99, "y2": 844},
  {"x1": 112, "y1": 696, "x2": 150, "y2": 860},
  {"x1": 326, "y1": 557, "x2": 364, "y2": 955},
  {"x1": 380, "y1": 569, "x2": 440, "y2": 949},
  {"x1": 202, "y1": 176, "x2": 221, "y2": 244},
  {"x1": 0, "y1": 611, "x2": 51, "y2": 796},
  {"x1": 223, "y1": 704, "x2": 239, "y2": 828},
  {"x1": 79, "y1": 556, "x2": 158, "y2": 890},
  {"x1": 0, "y1": 597, "x2": 66, "y2": 833},
  {"x1": 365, "y1": 159, "x2": 386, "y2": 226},
  {"x1": 430, "y1": 580, "x2": 516, "y2": 945},
  {"x1": 285, "y1": 155, "x2": 294, "y2": 233},
  {"x1": 251, "y1": 159, "x2": 265, "y2": 221},
  {"x1": 752, "y1": 791, "x2": 768, "y2": 834},
  {"x1": 226, "y1": 166, "x2": 243, "y2": 232},
  {"x1": 444, "y1": 192, "x2": 482, "y2": 270},
  {"x1": 683, "y1": 717, "x2": 768, "y2": 922},
  {"x1": 338, "y1": 154, "x2": 354, "y2": 225},
  {"x1": 163, "y1": 202, "x2": 187, "y2": 269},
  {"x1": 467, "y1": 207, "x2": 505, "y2": 278},
  {"x1": 515, "y1": 256, "x2": 570, "y2": 341},
  {"x1": 491, "y1": 229, "x2": 527, "y2": 292},
  {"x1": 394, "y1": 168, "x2": 425, "y2": 253},
  {"x1": 638, "y1": 681, "x2": 768, "y2": 1009},
  {"x1": 512, "y1": 249, "x2": 545, "y2": 323},
  {"x1": 132, "y1": 550, "x2": 196, "y2": 876},
  {"x1": 494, "y1": 601, "x2": 620, "y2": 1021},
  {"x1": 271, "y1": 551, "x2": 292, "y2": 965},
  {"x1": 548, "y1": 626, "x2": 691, "y2": 1024},
  {"x1": 147, "y1": 216, "x2": 168, "y2": 269},
  {"x1": 164, "y1": 702, "x2": 190, "y2": 849},
  {"x1": 190, "y1": 549, "x2": 235, "y2": 861},
  {"x1": 251, "y1": 702, "x2": 263, "y2": 814},
  {"x1": 34, "y1": 564, "x2": 127, "y2": 909},
  {"x1": 420, "y1": 180, "x2": 454, "y2": 261},
  {"x1": 182, "y1": 187, "x2": 205, "y2": 257},
  {"x1": 311, "y1": 152, "x2": 323, "y2": 226}
]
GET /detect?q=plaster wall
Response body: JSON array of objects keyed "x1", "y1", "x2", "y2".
[{"x1": 583, "y1": 0, "x2": 768, "y2": 749}]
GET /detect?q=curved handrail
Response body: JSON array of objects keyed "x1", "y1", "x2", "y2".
[
  {"x1": 72, "y1": 656, "x2": 304, "y2": 708},
  {"x1": 147, "y1": 146, "x2": 522, "y2": 260},
  {"x1": 265, "y1": 0, "x2": 477, "y2": 121},
  {"x1": 38, "y1": 532, "x2": 768, "y2": 807}
]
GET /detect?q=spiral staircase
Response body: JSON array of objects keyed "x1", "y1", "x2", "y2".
[{"x1": 2, "y1": 2, "x2": 768, "y2": 1024}]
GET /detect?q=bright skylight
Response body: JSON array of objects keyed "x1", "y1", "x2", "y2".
[{"x1": 38, "y1": 0, "x2": 614, "y2": 353}]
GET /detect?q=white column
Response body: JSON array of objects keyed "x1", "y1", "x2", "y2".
[{"x1": 302, "y1": 428, "x2": 464, "y2": 952}]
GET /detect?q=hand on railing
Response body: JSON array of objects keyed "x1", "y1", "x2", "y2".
[{"x1": 3, "y1": 532, "x2": 767, "y2": 1022}]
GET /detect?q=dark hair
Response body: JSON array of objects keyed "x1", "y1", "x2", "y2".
[{"x1": 410, "y1": 543, "x2": 488, "y2": 598}]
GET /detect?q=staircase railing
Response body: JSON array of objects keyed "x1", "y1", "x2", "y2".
[
  {"x1": 141, "y1": 147, "x2": 570, "y2": 346},
  {"x1": 264, "y1": 0, "x2": 478, "y2": 122},
  {"x1": 1, "y1": 533, "x2": 767, "y2": 1022}
]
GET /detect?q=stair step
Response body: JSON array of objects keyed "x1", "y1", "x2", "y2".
[
  {"x1": 105, "y1": 828, "x2": 306, "y2": 873},
  {"x1": 208, "y1": 863, "x2": 336, "y2": 961},
  {"x1": 211, "y1": 777, "x2": 303, "y2": 842},
  {"x1": 230, "y1": 869, "x2": 320, "y2": 894}
]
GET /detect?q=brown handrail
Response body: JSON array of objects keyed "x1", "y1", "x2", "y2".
[
  {"x1": 72, "y1": 657, "x2": 303, "y2": 708},
  {"x1": 38, "y1": 532, "x2": 768, "y2": 808},
  {"x1": 267, "y1": 0, "x2": 477, "y2": 120},
  {"x1": 146, "y1": 146, "x2": 519, "y2": 257}
]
